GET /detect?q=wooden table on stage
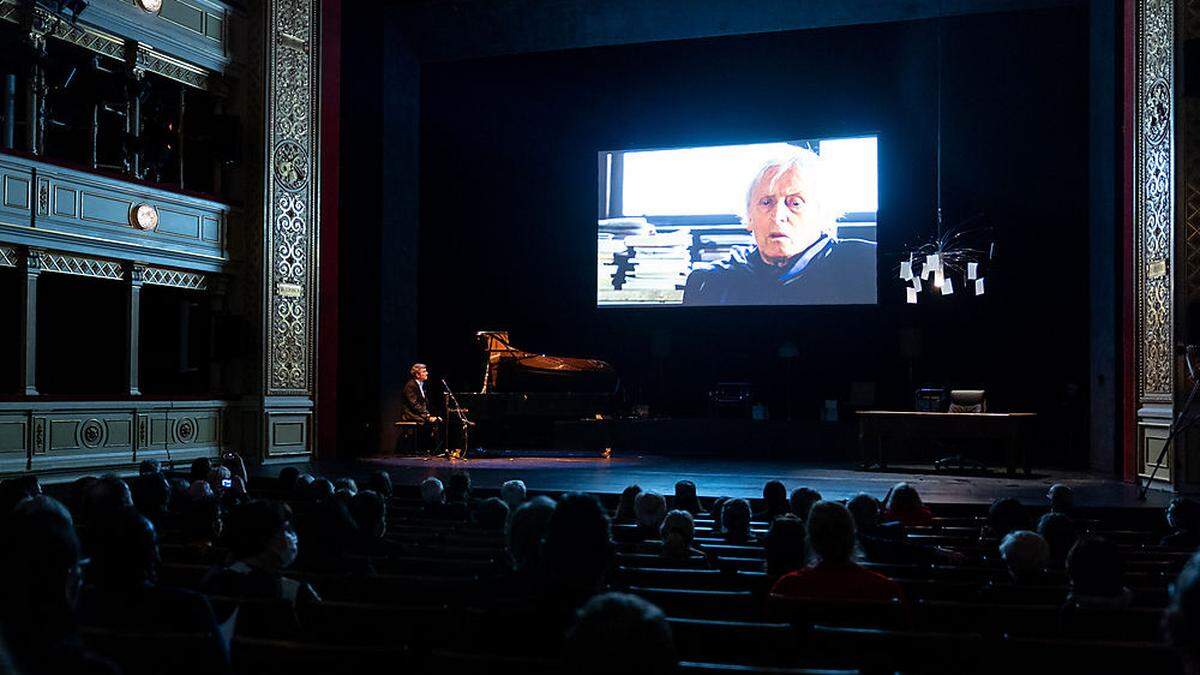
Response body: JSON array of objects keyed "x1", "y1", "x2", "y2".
[{"x1": 856, "y1": 411, "x2": 1038, "y2": 475}]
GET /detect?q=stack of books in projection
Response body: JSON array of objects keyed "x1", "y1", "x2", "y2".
[
  {"x1": 694, "y1": 231, "x2": 755, "y2": 262},
  {"x1": 597, "y1": 218, "x2": 652, "y2": 290},
  {"x1": 622, "y1": 230, "x2": 693, "y2": 291}
]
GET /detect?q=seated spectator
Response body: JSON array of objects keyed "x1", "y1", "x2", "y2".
[
  {"x1": 307, "y1": 477, "x2": 335, "y2": 502},
  {"x1": 998, "y1": 530, "x2": 1050, "y2": 584},
  {"x1": 501, "y1": 479, "x2": 528, "y2": 511},
  {"x1": 770, "y1": 501, "x2": 904, "y2": 604},
  {"x1": 0, "y1": 496, "x2": 119, "y2": 675},
  {"x1": 720, "y1": 498, "x2": 754, "y2": 544},
  {"x1": 444, "y1": 471, "x2": 473, "y2": 519},
  {"x1": 179, "y1": 498, "x2": 225, "y2": 564},
  {"x1": 334, "y1": 486, "x2": 355, "y2": 507},
  {"x1": 789, "y1": 487, "x2": 822, "y2": 522},
  {"x1": 293, "y1": 485, "x2": 364, "y2": 574},
  {"x1": 0, "y1": 474, "x2": 42, "y2": 514},
  {"x1": 615, "y1": 485, "x2": 642, "y2": 523},
  {"x1": 1065, "y1": 536, "x2": 1131, "y2": 608},
  {"x1": 673, "y1": 480, "x2": 703, "y2": 515},
  {"x1": 634, "y1": 491, "x2": 668, "y2": 541},
  {"x1": 77, "y1": 506, "x2": 230, "y2": 674},
  {"x1": 334, "y1": 478, "x2": 358, "y2": 496},
  {"x1": 660, "y1": 509, "x2": 704, "y2": 561},
  {"x1": 1166, "y1": 552, "x2": 1200, "y2": 675},
  {"x1": 985, "y1": 497, "x2": 1031, "y2": 540},
  {"x1": 190, "y1": 457, "x2": 212, "y2": 483},
  {"x1": 709, "y1": 496, "x2": 730, "y2": 523},
  {"x1": 563, "y1": 592, "x2": 678, "y2": 675},
  {"x1": 764, "y1": 514, "x2": 806, "y2": 580},
  {"x1": 202, "y1": 500, "x2": 320, "y2": 617},
  {"x1": 131, "y1": 472, "x2": 173, "y2": 530},
  {"x1": 365, "y1": 470, "x2": 393, "y2": 500},
  {"x1": 207, "y1": 465, "x2": 233, "y2": 498},
  {"x1": 420, "y1": 477, "x2": 446, "y2": 517},
  {"x1": 1046, "y1": 483, "x2": 1075, "y2": 515},
  {"x1": 507, "y1": 496, "x2": 556, "y2": 574},
  {"x1": 758, "y1": 480, "x2": 790, "y2": 521},
  {"x1": 882, "y1": 482, "x2": 934, "y2": 527},
  {"x1": 1038, "y1": 512, "x2": 1078, "y2": 570},
  {"x1": 80, "y1": 475, "x2": 135, "y2": 553},
  {"x1": 473, "y1": 497, "x2": 511, "y2": 532},
  {"x1": 348, "y1": 490, "x2": 396, "y2": 557},
  {"x1": 277, "y1": 467, "x2": 301, "y2": 494},
  {"x1": 541, "y1": 493, "x2": 615, "y2": 621},
  {"x1": 189, "y1": 480, "x2": 215, "y2": 502},
  {"x1": 1163, "y1": 497, "x2": 1200, "y2": 549},
  {"x1": 139, "y1": 459, "x2": 161, "y2": 475}
]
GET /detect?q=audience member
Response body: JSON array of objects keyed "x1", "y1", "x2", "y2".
[
  {"x1": 986, "y1": 497, "x2": 1031, "y2": 540},
  {"x1": 673, "y1": 480, "x2": 703, "y2": 515},
  {"x1": 0, "y1": 474, "x2": 42, "y2": 514},
  {"x1": 541, "y1": 493, "x2": 614, "y2": 619},
  {"x1": 138, "y1": 459, "x2": 161, "y2": 476},
  {"x1": 334, "y1": 478, "x2": 358, "y2": 496},
  {"x1": 365, "y1": 470, "x2": 394, "y2": 500},
  {"x1": 180, "y1": 498, "x2": 225, "y2": 563},
  {"x1": 634, "y1": 491, "x2": 668, "y2": 540},
  {"x1": 188, "y1": 480, "x2": 214, "y2": 502},
  {"x1": 189, "y1": 457, "x2": 212, "y2": 483},
  {"x1": 882, "y1": 482, "x2": 934, "y2": 527},
  {"x1": 764, "y1": 514, "x2": 806, "y2": 580},
  {"x1": 131, "y1": 472, "x2": 173, "y2": 529},
  {"x1": 206, "y1": 465, "x2": 233, "y2": 498},
  {"x1": 615, "y1": 485, "x2": 642, "y2": 523},
  {"x1": 1037, "y1": 511, "x2": 1078, "y2": 569},
  {"x1": 721, "y1": 498, "x2": 754, "y2": 544},
  {"x1": 277, "y1": 467, "x2": 301, "y2": 494},
  {"x1": 709, "y1": 496, "x2": 730, "y2": 523},
  {"x1": 759, "y1": 480, "x2": 790, "y2": 521},
  {"x1": 660, "y1": 509, "x2": 704, "y2": 561},
  {"x1": 501, "y1": 479, "x2": 528, "y2": 511},
  {"x1": 788, "y1": 487, "x2": 822, "y2": 522},
  {"x1": 507, "y1": 496, "x2": 556, "y2": 573},
  {"x1": 1046, "y1": 483, "x2": 1075, "y2": 515},
  {"x1": 770, "y1": 501, "x2": 904, "y2": 604},
  {"x1": 420, "y1": 476, "x2": 445, "y2": 516},
  {"x1": 563, "y1": 592, "x2": 678, "y2": 675},
  {"x1": 473, "y1": 497, "x2": 511, "y2": 531},
  {"x1": 1163, "y1": 497, "x2": 1200, "y2": 549},
  {"x1": 998, "y1": 530, "x2": 1049, "y2": 584},
  {"x1": 444, "y1": 471, "x2": 472, "y2": 519},
  {"x1": 78, "y1": 506, "x2": 230, "y2": 674},
  {"x1": 1065, "y1": 536, "x2": 1131, "y2": 608},
  {"x1": 1167, "y1": 552, "x2": 1200, "y2": 675},
  {"x1": 348, "y1": 489, "x2": 392, "y2": 556},
  {"x1": 0, "y1": 496, "x2": 119, "y2": 675}
]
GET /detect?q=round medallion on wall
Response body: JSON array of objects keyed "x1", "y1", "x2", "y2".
[
  {"x1": 175, "y1": 417, "x2": 197, "y2": 445},
  {"x1": 274, "y1": 141, "x2": 307, "y2": 192},
  {"x1": 130, "y1": 203, "x2": 159, "y2": 231},
  {"x1": 137, "y1": 0, "x2": 163, "y2": 14},
  {"x1": 80, "y1": 419, "x2": 105, "y2": 449}
]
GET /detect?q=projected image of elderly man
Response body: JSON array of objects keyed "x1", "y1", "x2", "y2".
[{"x1": 682, "y1": 149, "x2": 876, "y2": 306}]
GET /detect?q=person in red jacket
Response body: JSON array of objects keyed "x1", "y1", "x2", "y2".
[{"x1": 769, "y1": 501, "x2": 904, "y2": 604}]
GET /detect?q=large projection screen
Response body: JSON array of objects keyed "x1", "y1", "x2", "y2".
[{"x1": 597, "y1": 136, "x2": 878, "y2": 307}]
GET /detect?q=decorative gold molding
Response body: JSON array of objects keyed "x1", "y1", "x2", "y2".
[
  {"x1": 38, "y1": 250, "x2": 125, "y2": 280},
  {"x1": 142, "y1": 266, "x2": 211, "y2": 291},
  {"x1": 262, "y1": 0, "x2": 319, "y2": 396},
  {"x1": 1136, "y1": 0, "x2": 1175, "y2": 403}
]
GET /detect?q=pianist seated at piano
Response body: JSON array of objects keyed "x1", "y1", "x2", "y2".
[
  {"x1": 682, "y1": 150, "x2": 876, "y2": 307},
  {"x1": 400, "y1": 363, "x2": 441, "y2": 450}
]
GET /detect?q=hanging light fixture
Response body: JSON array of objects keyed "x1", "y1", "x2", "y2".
[{"x1": 900, "y1": 11, "x2": 994, "y2": 304}]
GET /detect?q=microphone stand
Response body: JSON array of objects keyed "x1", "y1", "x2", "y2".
[
  {"x1": 442, "y1": 378, "x2": 474, "y2": 461},
  {"x1": 1139, "y1": 346, "x2": 1200, "y2": 501}
]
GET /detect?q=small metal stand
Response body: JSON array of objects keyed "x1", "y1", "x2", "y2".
[{"x1": 441, "y1": 380, "x2": 474, "y2": 461}]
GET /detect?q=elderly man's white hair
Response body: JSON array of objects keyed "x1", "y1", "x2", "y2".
[
  {"x1": 410, "y1": 362, "x2": 427, "y2": 377},
  {"x1": 501, "y1": 479, "x2": 527, "y2": 509},
  {"x1": 744, "y1": 147, "x2": 842, "y2": 240},
  {"x1": 999, "y1": 530, "x2": 1049, "y2": 577},
  {"x1": 420, "y1": 476, "x2": 444, "y2": 504}
]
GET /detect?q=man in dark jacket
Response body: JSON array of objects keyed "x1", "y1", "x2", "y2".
[
  {"x1": 683, "y1": 149, "x2": 876, "y2": 306},
  {"x1": 399, "y1": 362, "x2": 442, "y2": 453}
]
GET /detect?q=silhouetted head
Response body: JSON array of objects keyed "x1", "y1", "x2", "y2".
[
  {"x1": 446, "y1": 471, "x2": 471, "y2": 503},
  {"x1": 131, "y1": 473, "x2": 171, "y2": 517},
  {"x1": 507, "y1": 496, "x2": 555, "y2": 572},
  {"x1": 501, "y1": 480, "x2": 527, "y2": 510},
  {"x1": 349, "y1": 490, "x2": 387, "y2": 539},
  {"x1": 542, "y1": 493, "x2": 614, "y2": 600},
  {"x1": 999, "y1": 530, "x2": 1049, "y2": 582},
  {"x1": 0, "y1": 496, "x2": 83, "y2": 644},
  {"x1": 365, "y1": 470, "x2": 393, "y2": 499},
  {"x1": 788, "y1": 488, "x2": 822, "y2": 521},
  {"x1": 420, "y1": 477, "x2": 444, "y2": 505},
  {"x1": 278, "y1": 467, "x2": 301, "y2": 493},
  {"x1": 987, "y1": 497, "x2": 1030, "y2": 538},
  {"x1": 90, "y1": 506, "x2": 159, "y2": 589},
  {"x1": 224, "y1": 500, "x2": 298, "y2": 569},
  {"x1": 1067, "y1": 536, "x2": 1124, "y2": 598},
  {"x1": 635, "y1": 491, "x2": 667, "y2": 531},
  {"x1": 1046, "y1": 484, "x2": 1074, "y2": 514},
  {"x1": 721, "y1": 498, "x2": 752, "y2": 541},
  {"x1": 472, "y1": 497, "x2": 510, "y2": 531},
  {"x1": 189, "y1": 457, "x2": 212, "y2": 483},
  {"x1": 564, "y1": 592, "x2": 677, "y2": 675},
  {"x1": 673, "y1": 480, "x2": 703, "y2": 514},
  {"x1": 1037, "y1": 512, "x2": 1077, "y2": 566},
  {"x1": 1169, "y1": 498, "x2": 1200, "y2": 533},
  {"x1": 615, "y1": 485, "x2": 642, "y2": 522},
  {"x1": 807, "y1": 501, "x2": 857, "y2": 566},
  {"x1": 846, "y1": 493, "x2": 881, "y2": 531},
  {"x1": 886, "y1": 483, "x2": 924, "y2": 514},
  {"x1": 763, "y1": 480, "x2": 789, "y2": 517},
  {"x1": 765, "y1": 514, "x2": 806, "y2": 578}
]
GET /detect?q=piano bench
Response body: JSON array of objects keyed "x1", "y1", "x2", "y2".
[{"x1": 392, "y1": 421, "x2": 421, "y2": 455}]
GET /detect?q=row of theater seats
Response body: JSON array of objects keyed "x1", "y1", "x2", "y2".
[{"x1": 90, "y1": 482, "x2": 1187, "y2": 675}]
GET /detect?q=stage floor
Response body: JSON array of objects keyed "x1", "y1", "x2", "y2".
[{"x1": 333, "y1": 453, "x2": 1170, "y2": 509}]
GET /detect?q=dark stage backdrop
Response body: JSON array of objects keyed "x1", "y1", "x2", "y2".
[{"x1": 410, "y1": 9, "x2": 1090, "y2": 465}]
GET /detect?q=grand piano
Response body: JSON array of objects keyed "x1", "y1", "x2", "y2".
[{"x1": 453, "y1": 331, "x2": 620, "y2": 449}]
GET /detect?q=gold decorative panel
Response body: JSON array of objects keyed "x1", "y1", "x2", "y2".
[
  {"x1": 262, "y1": 0, "x2": 319, "y2": 396},
  {"x1": 1136, "y1": 0, "x2": 1175, "y2": 403}
]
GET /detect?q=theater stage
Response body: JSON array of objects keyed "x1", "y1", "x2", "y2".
[{"x1": 296, "y1": 453, "x2": 1170, "y2": 509}]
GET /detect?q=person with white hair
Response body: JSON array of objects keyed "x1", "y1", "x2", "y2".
[
  {"x1": 998, "y1": 530, "x2": 1050, "y2": 584},
  {"x1": 419, "y1": 477, "x2": 445, "y2": 517},
  {"x1": 682, "y1": 148, "x2": 876, "y2": 306},
  {"x1": 660, "y1": 509, "x2": 704, "y2": 561},
  {"x1": 501, "y1": 479, "x2": 527, "y2": 510}
]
